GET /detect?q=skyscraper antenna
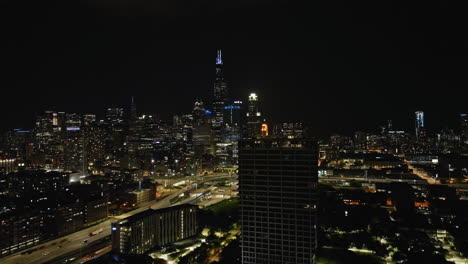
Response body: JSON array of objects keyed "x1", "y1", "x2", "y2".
[{"x1": 216, "y1": 50, "x2": 223, "y2": 65}]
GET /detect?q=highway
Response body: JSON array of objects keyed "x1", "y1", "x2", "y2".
[
  {"x1": 0, "y1": 173, "x2": 233, "y2": 264},
  {"x1": 406, "y1": 162, "x2": 440, "y2": 184},
  {"x1": 319, "y1": 176, "x2": 427, "y2": 185},
  {"x1": 0, "y1": 220, "x2": 112, "y2": 264}
]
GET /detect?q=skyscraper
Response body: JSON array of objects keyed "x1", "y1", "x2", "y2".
[
  {"x1": 245, "y1": 93, "x2": 262, "y2": 138},
  {"x1": 239, "y1": 138, "x2": 318, "y2": 264},
  {"x1": 192, "y1": 100, "x2": 214, "y2": 156},
  {"x1": 106, "y1": 107, "x2": 125, "y2": 125},
  {"x1": 415, "y1": 110, "x2": 424, "y2": 139},
  {"x1": 212, "y1": 50, "x2": 229, "y2": 142},
  {"x1": 224, "y1": 100, "x2": 244, "y2": 127},
  {"x1": 63, "y1": 113, "x2": 83, "y2": 173},
  {"x1": 130, "y1": 96, "x2": 137, "y2": 121}
]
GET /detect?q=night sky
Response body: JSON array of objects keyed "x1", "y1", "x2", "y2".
[{"x1": 1, "y1": 1, "x2": 467, "y2": 136}]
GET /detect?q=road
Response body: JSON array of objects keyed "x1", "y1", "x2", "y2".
[
  {"x1": 0, "y1": 220, "x2": 112, "y2": 264},
  {"x1": 319, "y1": 176, "x2": 427, "y2": 185},
  {"x1": 406, "y1": 162, "x2": 440, "y2": 184},
  {"x1": 153, "y1": 173, "x2": 235, "y2": 187},
  {"x1": 0, "y1": 173, "x2": 233, "y2": 264}
]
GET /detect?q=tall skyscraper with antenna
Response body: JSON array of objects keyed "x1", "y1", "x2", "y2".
[{"x1": 212, "y1": 50, "x2": 229, "y2": 143}]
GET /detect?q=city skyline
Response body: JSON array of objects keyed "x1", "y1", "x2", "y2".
[
  {"x1": 1, "y1": 1, "x2": 467, "y2": 135},
  {"x1": 1, "y1": 2, "x2": 468, "y2": 263},
  {"x1": 1, "y1": 97, "x2": 464, "y2": 138}
]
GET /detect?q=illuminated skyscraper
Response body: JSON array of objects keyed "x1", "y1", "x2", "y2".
[
  {"x1": 245, "y1": 93, "x2": 262, "y2": 138},
  {"x1": 239, "y1": 139, "x2": 318, "y2": 264},
  {"x1": 63, "y1": 113, "x2": 83, "y2": 173},
  {"x1": 192, "y1": 100, "x2": 214, "y2": 156},
  {"x1": 212, "y1": 50, "x2": 229, "y2": 142},
  {"x1": 224, "y1": 100, "x2": 244, "y2": 127},
  {"x1": 192, "y1": 99, "x2": 208, "y2": 126},
  {"x1": 415, "y1": 111, "x2": 424, "y2": 139}
]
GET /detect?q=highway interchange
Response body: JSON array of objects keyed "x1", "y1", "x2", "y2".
[{"x1": 0, "y1": 173, "x2": 235, "y2": 264}]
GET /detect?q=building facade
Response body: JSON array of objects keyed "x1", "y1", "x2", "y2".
[
  {"x1": 112, "y1": 204, "x2": 198, "y2": 254},
  {"x1": 415, "y1": 111, "x2": 425, "y2": 139},
  {"x1": 239, "y1": 138, "x2": 318, "y2": 264},
  {"x1": 245, "y1": 93, "x2": 262, "y2": 139}
]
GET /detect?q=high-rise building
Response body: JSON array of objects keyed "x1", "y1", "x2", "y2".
[
  {"x1": 106, "y1": 107, "x2": 125, "y2": 125},
  {"x1": 239, "y1": 138, "x2": 318, "y2": 264},
  {"x1": 174, "y1": 114, "x2": 193, "y2": 153},
  {"x1": 111, "y1": 204, "x2": 198, "y2": 254},
  {"x1": 33, "y1": 111, "x2": 56, "y2": 155},
  {"x1": 415, "y1": 111, "x2": 425, "y2": 139},
  {"x1": 224, "y1": 100, "x2": 244, "y2": 127},
  {"x1": 63, "y1": 113, "x2": 83, "y2": 173},
  {"x1": 83, "y1": 114, "x2": 96, "y2": 126},
  {"x1": 0, "y1": 210, "x2": 43, "y2": 257},
  {"x1": 245, "y1": 93, "x2": 262, "y2": 138},
  {"x1": 461, "y1": 114, "x2": 468, "y2": 138},
  {"x1": 130, "y1": 96, "x2": 137, "y2": 121},
  {"x1": 192, "y1": 100, "x2": 209, "y2": 126},
  {"x1": 212, "y1": 50, "x2": 229, "y2": 142},
  {"x1": 192, "y1": 100, "x2": 214, "y2": 156},
  {"x1": 83, "y1": 125, "x2": 104, "y2": 174}
]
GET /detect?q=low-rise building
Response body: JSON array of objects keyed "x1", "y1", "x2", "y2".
[{"x1": 112, "y1": 204, "x2": 198, "y2": 254}]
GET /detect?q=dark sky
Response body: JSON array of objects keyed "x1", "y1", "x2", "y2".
[{"x1": 1, "y1": 1, "x2": 467, "y2": 136}]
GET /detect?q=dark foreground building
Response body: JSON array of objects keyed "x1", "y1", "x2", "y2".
[
  {"x1": 111, "y1": 204, "x2": 198, "y2": 254},
  {"x1": 239, "y1": 139, "x2": 318, "y2": 264}
]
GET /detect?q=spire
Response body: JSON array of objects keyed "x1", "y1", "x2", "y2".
[{"x1": 216, "y1": 49, "x2": 223, "y2": 65}]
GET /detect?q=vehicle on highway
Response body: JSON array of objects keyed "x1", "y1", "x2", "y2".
[
  {"x1": 21, "y1": 249, "x2": 34, "y2": 255},
  {"x1": 42, "y1": 251, "x2": 49, "y2": 256},
  {"x1": 82, "y1": 239, "x2": 88, "y2": 244},
  {"x1": 89, "y1": 228, "x2": 104, "y2": 237}
]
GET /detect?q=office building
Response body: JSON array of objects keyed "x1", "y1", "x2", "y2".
[
  {"x1": 415, "y1": 111, "x2": 425, "y2": 139},
  {"x1": 112, "y1": 204, "x2": 198, "y2": 254},
  {"x1": 0, "y1": 158, "x2": 16, "y2": 175},
  {"x1": 63, "y1": 113, "x2": 84, "y2": 173},
  {"x1": 106, "y1": 107, "x2": 125, "y2": 125},
  {"x1": 130, "y1": 96, "x2": 137, "y2": 121},
  {"x1": 239, "y1": 138, "x2": 318, "y2": 264},
  {"x1": 224, "y1": 100, "x2": 244, "y2": 127},
  {"x1": 192, "y1": 100, "x2": 214, "y2": 156},
  {"x1": 0, "y1": 211, "x2": 43, "y2": 257},
  {"x1": 245, "y1": 93, "x2": 262, "y2": 138}
]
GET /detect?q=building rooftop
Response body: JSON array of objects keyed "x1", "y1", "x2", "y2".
[{"x1": 115, "y1": 203, "x2": 198, "y2": 226}]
